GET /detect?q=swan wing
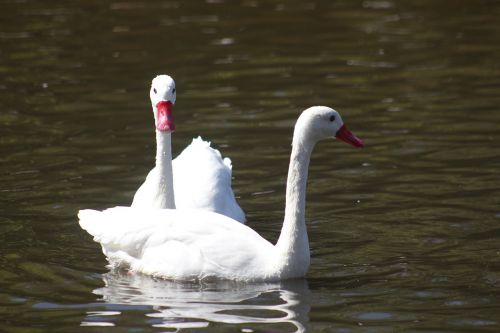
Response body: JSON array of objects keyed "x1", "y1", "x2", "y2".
[
  {"x1": 131, "y1": 168, "x2": 160, "y2": 208},
  {"x1": 173, "y1": 137, "x2": 245, "y2": 223},
  {"x1": 78, "y1": 207, "x2": 272, "y2": 281}
]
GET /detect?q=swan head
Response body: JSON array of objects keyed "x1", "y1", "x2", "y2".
[
  {"x1": 295, "y1": 106, "x2": 364, "y2": 148},
  {"x1": 150, "y1": 75, "x2": 176, "y2": 132}
]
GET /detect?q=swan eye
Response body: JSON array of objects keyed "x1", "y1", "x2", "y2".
[
  {"x1": 329, "y1": 115, "x2": 335, "y2": 122},
  {"x1": 172, "y1": 88, "x2": 176, "y2": 93},
  {"x1": 153, "y1": 88, "x2": 157, "y2": 94}
]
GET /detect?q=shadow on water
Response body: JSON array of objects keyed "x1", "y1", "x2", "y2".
[{"x1": 84, "y1": 272, "x2": 311, "y2": 332}]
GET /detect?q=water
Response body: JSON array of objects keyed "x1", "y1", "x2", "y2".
[{"x1": 1, "y1": 0, "x2": 500, "y2": 331}]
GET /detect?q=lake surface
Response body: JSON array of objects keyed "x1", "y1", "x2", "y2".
[{"x1": 1, "y1": 0, "x2": 500, "y2": 331}]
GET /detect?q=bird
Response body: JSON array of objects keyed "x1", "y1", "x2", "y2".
[
  {"x1": 78, "y1": 106, "x2": 364, "y2": 282},
  {"x1": 131, "y1": 75, "x2": 245, "y2": 223}
]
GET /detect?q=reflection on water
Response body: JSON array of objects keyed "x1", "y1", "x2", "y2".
[{"x1": 85, "y1": 272, "x2": 310, "y2": 332}]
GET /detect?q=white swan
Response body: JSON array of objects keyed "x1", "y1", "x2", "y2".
[
  {"x1": 79, "y1": 106, "x2": 364, "y2": 282},
  {"x1": 131, "y1": 75, "x2": 245, "y2": 223}
]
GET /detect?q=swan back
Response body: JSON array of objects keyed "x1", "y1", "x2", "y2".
[
  {"x1": 173, "y1": 137, "x2": 245, "y2": 223},
  {"x1": 79, "y1": 207, "x2": 273, "y2": 281}
]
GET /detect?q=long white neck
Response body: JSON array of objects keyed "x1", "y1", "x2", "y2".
[
  {"x1": 155, "y1": 130, "x2": 176, "y2": 209},
  {"x1": 275, "y1": 127, "x2": 314, "y2": 276}
]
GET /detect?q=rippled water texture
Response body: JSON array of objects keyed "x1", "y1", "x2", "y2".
[{"x1": 1, "y1": 0, "x2": 500, "y2": 332}]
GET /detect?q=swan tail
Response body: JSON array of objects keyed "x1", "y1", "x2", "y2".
[
  {"x1": 78, "y1": 207, "x2": 132, "y2": 245},
  {"x1": 78, "y1": 209, "x2": 104, "y2": 237},
  {"x1": 78, "y1": 207, "x2": 152, "y2": 267}
]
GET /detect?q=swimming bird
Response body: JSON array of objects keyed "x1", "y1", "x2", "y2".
[
  {"x1": 79, "y1": 106, "x2": 364, "y2": 281},
  {"x1": 131, "y1": 75, "x2": 245, "y2": 223}
]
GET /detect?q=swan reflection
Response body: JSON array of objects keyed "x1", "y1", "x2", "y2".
[{"x1": 84, "y1": 272, "x2": 310, "y2": 332}]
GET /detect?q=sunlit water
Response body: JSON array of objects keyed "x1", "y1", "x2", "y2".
[{"x1": 1, "y1": 0, "x2": 500, "y2": 332}]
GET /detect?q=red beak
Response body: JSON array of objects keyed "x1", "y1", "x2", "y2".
[
  {"x1": 156, "y1": 101, "x2": 175, "y2": 132},
  {"x1": 335, "y1": 125, "x2": 364, "y2": 148}
]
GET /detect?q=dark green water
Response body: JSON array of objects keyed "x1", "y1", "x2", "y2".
[{"x1": 1, "y1": 0, "x2": 500, "y2": 332}]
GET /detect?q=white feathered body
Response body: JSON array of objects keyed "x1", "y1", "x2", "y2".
[
  {"x1": 79, "y1": 106, "x2": 363, "y2": 283},
  {"x1": 78, "y1": 207, "x2": 284, "y2": 281},
  {"x1": 132, "y1": 137, "x2": 245, "y2": 223}
]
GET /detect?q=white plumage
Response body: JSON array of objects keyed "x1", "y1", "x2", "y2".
[
  {"x1": 79, "y1": 207, "x2": 273, "y2": 281},
  {"x1": 79, "y1": 106, "x2": 364, "y2": 282},
  {"x1": 130, "y1": 75, "x2": 245, "y2": 223},
  {"x1": 173, "y1": 137, "x2": 245, "y2": 223}
]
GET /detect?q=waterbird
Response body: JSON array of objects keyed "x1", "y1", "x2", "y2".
[
  {"x1": 131, "y1": 74, "x2": 245, "y2": 223},
  {"x1": 79, "y1": 106, "x2": 364, "y2": 281}
]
